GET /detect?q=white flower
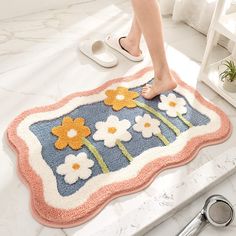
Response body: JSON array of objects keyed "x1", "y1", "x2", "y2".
[
  {"x1": 158, "y1": 93, "x2": 187, "y2": 117},
  {"x1": 133, "y1": 114, "x2": 161, "y2": 138},
  {"x1": 93, "y1": 115, "x2": 132, "y2": 148},
  {"x1": 57, "y1": 153, "x2": 94, "y2": 184}
]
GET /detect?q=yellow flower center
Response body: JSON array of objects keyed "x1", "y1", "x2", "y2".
[
  {"x1": 169, "y1": 101, "x2": 177, "y2": 107},
  {"x1": 67, "y1": 129, "x2": 77, "y2": 138},
  {"x1": 72, "y1": 163, "x2": 80, "y2": 170},
  {"x1": 116, "y1": 94, "x2": 125, "y2": 101},
  {"x1": 144, "y1": 122, "x2": 151, "y2": 128},
  {"x1": 108, "y1": 127, "x2": 117, "y2": 134}
]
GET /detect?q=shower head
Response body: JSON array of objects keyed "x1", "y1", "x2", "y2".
[
  {"x1": 204, "y1": 194, "x2": 234, "y2": 227},
  {"x1": 177, "y1": 194, "x2": 234, "y2": 236}
]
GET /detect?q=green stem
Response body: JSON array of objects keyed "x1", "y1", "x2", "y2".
[
  {"x1": 177, "y1": 112, "x2": 193, "y2": 128},
  {"x1": 116, "y1": 140, "x2": 133, "y2": 162},
  {"x1": 135, "y1": 100, "x2": 181, "y2": 136},
  {"x1": 83, "y1": 138, "x2": 109, "y2": 173},
  {"x1": 156, "y1": 132, "x2": 170, "y2": 146}
]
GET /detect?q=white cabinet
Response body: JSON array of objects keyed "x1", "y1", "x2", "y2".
[{"x1": 199, "y1": 0, "x2": 236, "y2": 108}]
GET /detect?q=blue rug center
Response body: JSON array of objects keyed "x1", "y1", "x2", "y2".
[{"x1": 30, "y1": 86, "x2": 210, "y2": 196}]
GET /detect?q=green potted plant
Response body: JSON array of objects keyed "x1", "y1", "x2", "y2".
[{"x1": 219, "y1": 59, "x2": 236, "y2": 93}]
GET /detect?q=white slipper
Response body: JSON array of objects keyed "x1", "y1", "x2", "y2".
[
  {"x1": 79, "y1": 39, "x2": 118, "y2": 68},
  {"x1": 105, "y1": 34, "x2": 144, "y2": 62}
]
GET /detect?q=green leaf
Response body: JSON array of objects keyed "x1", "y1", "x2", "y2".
[{"x1": 219, "y1": 59, "x2": 236, "y2": 82}]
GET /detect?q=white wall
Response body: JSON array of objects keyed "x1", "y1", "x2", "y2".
[{"x1": 0, "y1": 0, "x2": 86, "y2": 20}]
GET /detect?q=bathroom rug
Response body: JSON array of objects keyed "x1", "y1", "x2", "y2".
[{"x1": 7, "y1": 67, "x2": 231, "y2": 227}]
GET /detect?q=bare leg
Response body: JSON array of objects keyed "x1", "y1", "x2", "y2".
[
  {"x1": 131, "y1": 0, "x2": 177, "y2": 99},
  {"x1": 119, "y1": 16, "x2": 143, "y2": 57}
]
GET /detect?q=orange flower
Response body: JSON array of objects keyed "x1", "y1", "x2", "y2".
[
  {"x1": 51, "y1": 117, "x2": 91, "y2": 150},
  {"x1": 104, "y1": 87, "x2": 139, "y2": 111}
]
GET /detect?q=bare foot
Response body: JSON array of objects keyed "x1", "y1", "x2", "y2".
[
  {"x1": 120, "y1": 37, "x2": 142, "y2": 57},
  {"x1": 142, "y1": 71, "x2": 177, "y2": 99}
]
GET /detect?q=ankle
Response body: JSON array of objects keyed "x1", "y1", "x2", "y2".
[
  {"x1": 154, "y1": 65, "x2": 171, "y2": 80},
  {"x1": 120, "y1": 37, "x2": 142, "y2": 56},
  {"x1": 123, "y1": 36, "x2": 140, "y2": 51}
]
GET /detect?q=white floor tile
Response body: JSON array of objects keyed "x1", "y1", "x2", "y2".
[{"x1": 38, "y1": 227, "x2": 66, "y2": 236}]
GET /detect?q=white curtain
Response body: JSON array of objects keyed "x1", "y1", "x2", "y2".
[
  {"x1": 159, "y1": 0, "x2": 236, "y2": 51},
  {"x1": 159, "y1": 0, "x2": 216, "y2": 35}
]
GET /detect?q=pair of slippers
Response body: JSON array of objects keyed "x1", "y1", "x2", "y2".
[{"x1": 79, "y1": 35, "x2": 143, "y2": 68}]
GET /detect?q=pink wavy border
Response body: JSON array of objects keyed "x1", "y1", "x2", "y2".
[{"x1": 7, "y1": 67, "x2": 232, "y2": 228}]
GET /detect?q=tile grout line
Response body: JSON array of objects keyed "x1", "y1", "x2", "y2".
[{"x1": 61, "y1": 228, "x2": 68, "y2": 236}]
